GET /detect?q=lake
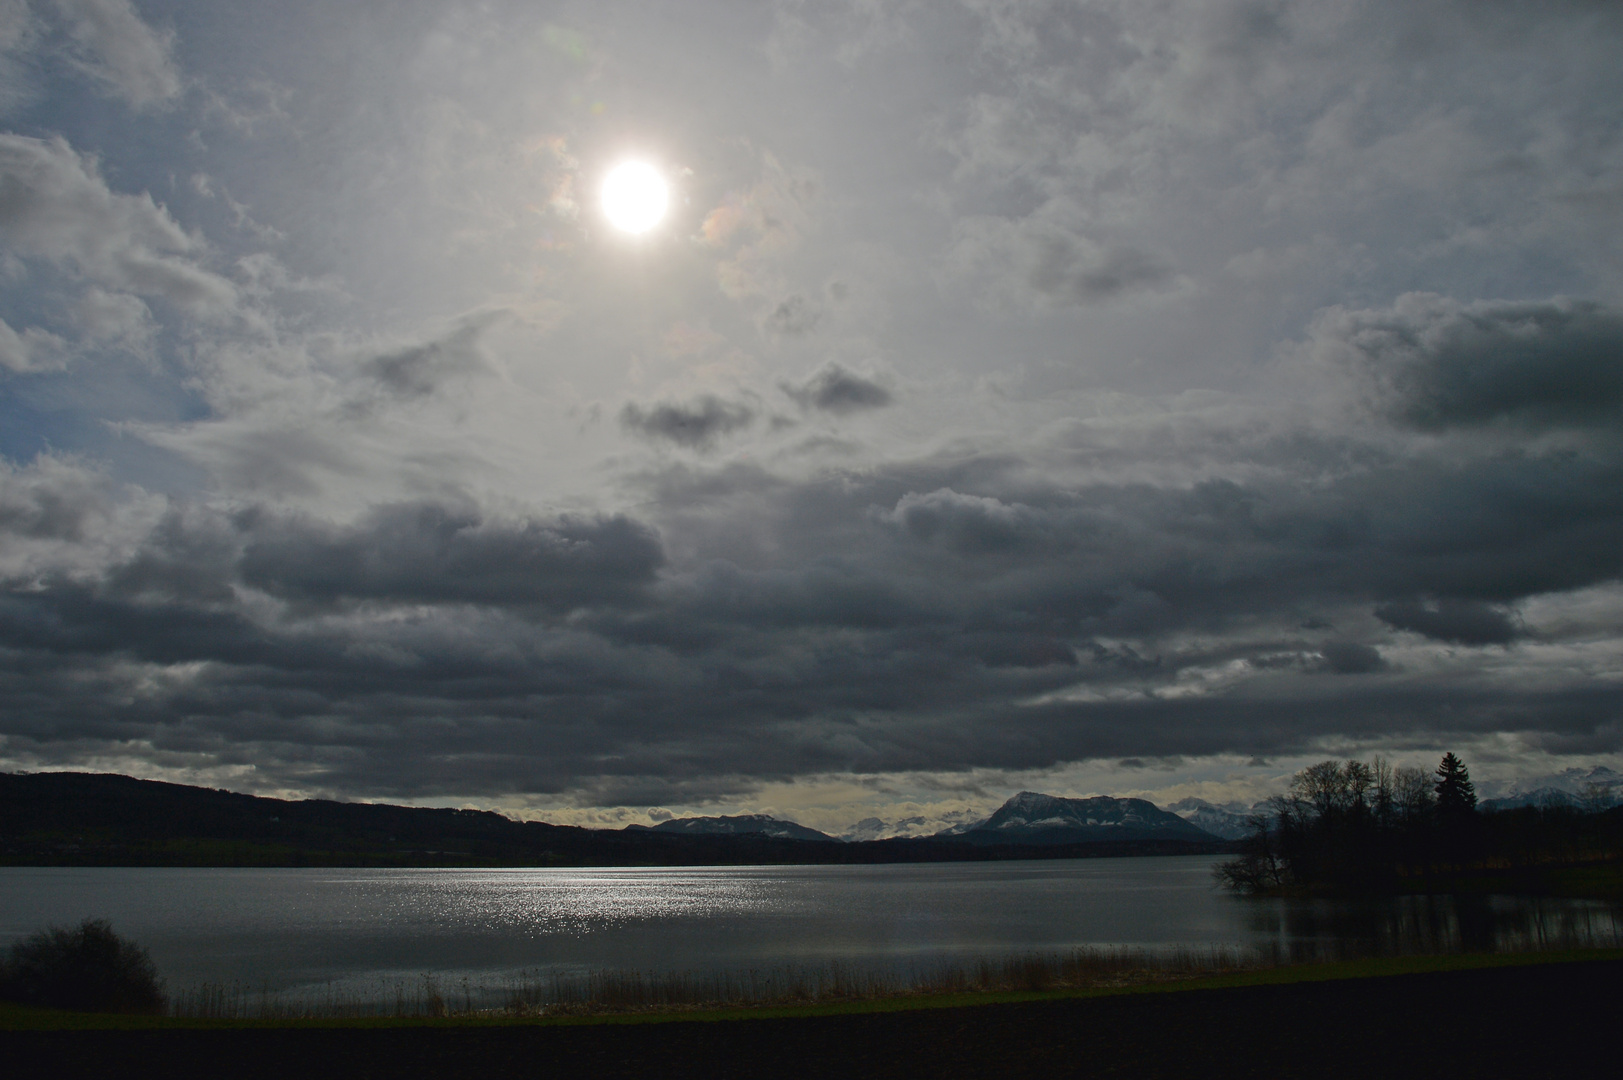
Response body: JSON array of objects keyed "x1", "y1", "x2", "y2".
[{"x1": 3, "y1": 856, "x2": 1618, "y2": 1008}]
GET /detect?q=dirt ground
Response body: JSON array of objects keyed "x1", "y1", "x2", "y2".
[{"x1": 5, "y1": 958, "x2": 1615, "y2": 1079}]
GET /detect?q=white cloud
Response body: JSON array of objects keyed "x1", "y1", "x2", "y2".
[
  {"x1": 74, "y1": 286, "x2": 154, "y2": 354},
  {"x1": 0, "y1": 314, "x2": 65, "y2": 371},
  {"x1": 0, "y1": 133, "x2": 238, "y2": 316},
  {"x1": 49, "y1": 0, "x2": 181, "y2": 108}
]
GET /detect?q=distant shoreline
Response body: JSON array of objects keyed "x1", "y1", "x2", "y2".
[{"x1": 1, "y1": 771, "x2": 1235, "y2": 869}]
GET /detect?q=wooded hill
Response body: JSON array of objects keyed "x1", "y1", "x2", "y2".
[{"x1": 0, "y1": 772, "x2": 1231, "y2": 867}]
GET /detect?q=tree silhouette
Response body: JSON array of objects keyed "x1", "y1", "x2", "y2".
[
  {"x1": 0, "y1": 919, "x2": 165, "y2": 1014},
  {"x1": 1434, "y1": 753, "x2": 1477, "y2": 816},
  {"x1": 1218, "y1": 751, "x2": 1621, "y2": 895}
]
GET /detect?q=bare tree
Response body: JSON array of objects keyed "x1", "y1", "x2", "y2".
[
  {"x1": 1392, "y1": 766, "x2": 1434, "y2": 822},
  {"x1": 1371, "y1": 757, "x2": 1395, "y2": 825}
]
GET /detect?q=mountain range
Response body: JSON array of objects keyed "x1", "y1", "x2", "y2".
[
  {"x1": 646, "y1": 792, "x2": 1223, "y2": 845},
  {"x1": 1478, "y1": 766, "x2": 1622, "y2": 811}
]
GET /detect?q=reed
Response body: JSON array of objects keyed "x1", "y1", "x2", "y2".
[{"x1": 165, "y1": 912, "x2": 1620, "y2": 1021}]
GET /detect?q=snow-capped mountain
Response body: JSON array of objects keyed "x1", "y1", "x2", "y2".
[
  {"x1": 1479, "y1": 766, "x2": 1622, "y2": 810},
  {"x1": 636, "y1": 814, "x2": 836, "y2": 842},
  {"x1": 945, "y1": 792, "x2": 1220, "y2": 844},
  {"x1": 840, "y1": 815, "x2": 938, "y2": 842},
  {"x1": 1166, "y1": 798, "x2": 1259, "y2": 840}
]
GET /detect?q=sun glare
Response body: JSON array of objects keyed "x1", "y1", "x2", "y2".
[{"x1": 600, "y1": 161, "x2": 669, "y2": 234}]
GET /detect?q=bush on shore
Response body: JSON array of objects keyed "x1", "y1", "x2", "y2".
[{"x1": 0, "y1": 918, "x2": 166, "y2": 1014}]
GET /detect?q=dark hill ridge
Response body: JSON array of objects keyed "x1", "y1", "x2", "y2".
[
  {"x1": 0, "y1": 772, "x2": 1230, "y2": 866},
  {"x1": 950, "y1": 791, "x2": 1220, "y2": 844}
]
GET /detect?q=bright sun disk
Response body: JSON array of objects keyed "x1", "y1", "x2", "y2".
[{"x1": 601, "y1": 161, "x2": 669, "y2": 234}]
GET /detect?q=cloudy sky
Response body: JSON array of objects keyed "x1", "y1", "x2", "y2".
[{"x1": 1, "y1": 0, "x2": 1620, "y2": 835}]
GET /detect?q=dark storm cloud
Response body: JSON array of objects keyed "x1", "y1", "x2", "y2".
[
  {"x1": 1373, "y1": 600, "x2": 1521, "y2": 646},
  {"x1": 781, "y1": 362, "x2": 893, "y2": 414},
  {"x1": 1319, "y1": 642, "x2": 1388, "y2": 675},
  {"x1": 5, "y1": 399, "x2": 1623, "y2": 801},
  {"x1": 105, "y1": 504, "x2": 239, "y2": 604},
  {"x1": 619, "y1": 395, "x2": 755, "y2": 449},
  {"x1": 1318, "y1": 295, "x2": 1623, "y2": 431},
  {"x1": 237, "y1": 500, "x2": 664, "y2": 609},
  {"x1": 881, "y1": 487, "x2": 1057, "y2": 555}
]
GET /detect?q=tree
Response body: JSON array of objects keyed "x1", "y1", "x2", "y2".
[
  {"x1": 1392, "y1": 766, "x2": 1434, "y2": 821},
  {"x1": 1292, "y1": 761, "x2": 1357, "y2": 817},
  {"x1": 1579, "y1": 780, "x2": 1618, "y2": 815},
  {"x1": 1434, "y1": 753, "x2": 1477, "y2": 816},
  {"x1": 1371, "y1": 757, "x2": 1395, "y2": 825},
  {"x1": 0, "y1": 919, "x2": 165, "y2": 1014},
  {"x1": 1213, "y1": 805, "x2": 1290, "y2": 893}
]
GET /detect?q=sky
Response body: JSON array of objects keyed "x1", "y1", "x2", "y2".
[{"x1": 0, "y1": 0, "x2": 1620, "y2": 837}]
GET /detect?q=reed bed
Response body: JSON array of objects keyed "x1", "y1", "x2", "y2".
[
  {"x1": 166, "y1": 897, "x2": 1623, "y2": 1021},
  {"x1": 169, "y1": 945, "x2": 1262, "y2": 1020},
  {"x1": 502, "y1": 944, "x2": 1268, "y2": 1017},
  {"x1": 164, "y1": 919, "x2": 1614, "y2": 1021}
]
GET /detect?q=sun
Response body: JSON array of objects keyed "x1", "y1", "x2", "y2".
[{"x1": 600, "y1": 160, "x2": 669, "y2": 234}]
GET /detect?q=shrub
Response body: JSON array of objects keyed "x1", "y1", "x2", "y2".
[{"x1": 0, "y1": 918, "x2": 166, "y2": 1014}]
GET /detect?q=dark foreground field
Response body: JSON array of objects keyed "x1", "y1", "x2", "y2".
[{"x1": 4, "y1": 955, "x2": 1617, "y2": 1079}]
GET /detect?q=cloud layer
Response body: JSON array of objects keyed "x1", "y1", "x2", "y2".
[{"x1": 0, "y1": 0, "x2": 1619, "y2": 826}]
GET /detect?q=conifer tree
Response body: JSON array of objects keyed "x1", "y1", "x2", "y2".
[{"x1": 1433, "y1": 752, "x2": 1477, "y2": 815}]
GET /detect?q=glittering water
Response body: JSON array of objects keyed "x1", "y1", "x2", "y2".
[{"x1": 2, "y1": 857, "x2": 1617, "y2": 1004}]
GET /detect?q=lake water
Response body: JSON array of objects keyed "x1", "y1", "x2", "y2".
[{"x1": 3, "y1": 856, "x2": 1618, "y2": 1007}]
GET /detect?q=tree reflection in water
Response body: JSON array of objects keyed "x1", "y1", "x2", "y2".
[{"x1": 1242, "y1": 894, "x2": 1623, "y2": 962}]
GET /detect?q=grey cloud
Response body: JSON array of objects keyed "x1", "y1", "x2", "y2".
[
  {"x1": 764, "y1": 294, "x2": 821, "y2": 336},
  {"x1": 361, "y1": 315, "x2": 498, "y2": 400},
  {"x1": 1028, "y1": 237, "x2": 1174, "y2": 305},
  {"x1": 1, "y1": 415, "x2": 1620, "y2": 799},
  {"x1": 104, "y1": 503, "x2": 238, "y2": 604},
  {"x1": 881, "y1": 488, "x2": 1052, "y2": 555},
  {"x1": 949, "y1": 215, "x2": 1175, "y2": 308},
  {"x1": 1374, "y1": 599, "x2": 1521, "y2": 646},
  {"x1": 620, "y1": 395, "x2": 755, "y2": 450},
  {"x1": 153, "y1": 425, "x2": 361, "y2": 500},
  {"x1": 238, "y1": 500, "x2": 664, "y2": 609},
  {"x1": 962, "y1": 633, "x2": 1076, "y2": 669},
  {"x1": 1318, "y1": 294, "x2": 1623, "y2": 431},
  {"x1": 49, "y1": 0, "x2": 181, "y2": 108},
  {"x1": 4, "y1": 3, "x2": 1623, "y2": 806},
  {"x1": 1319, "y1": 641, "x2": 1387, "y2": 674},
  {"x1": 782, "y1": 362, "x2": 893, "y2": 414},
  {"x1": 0, "y1": 454, "x2": 111, "y2": 541}
]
